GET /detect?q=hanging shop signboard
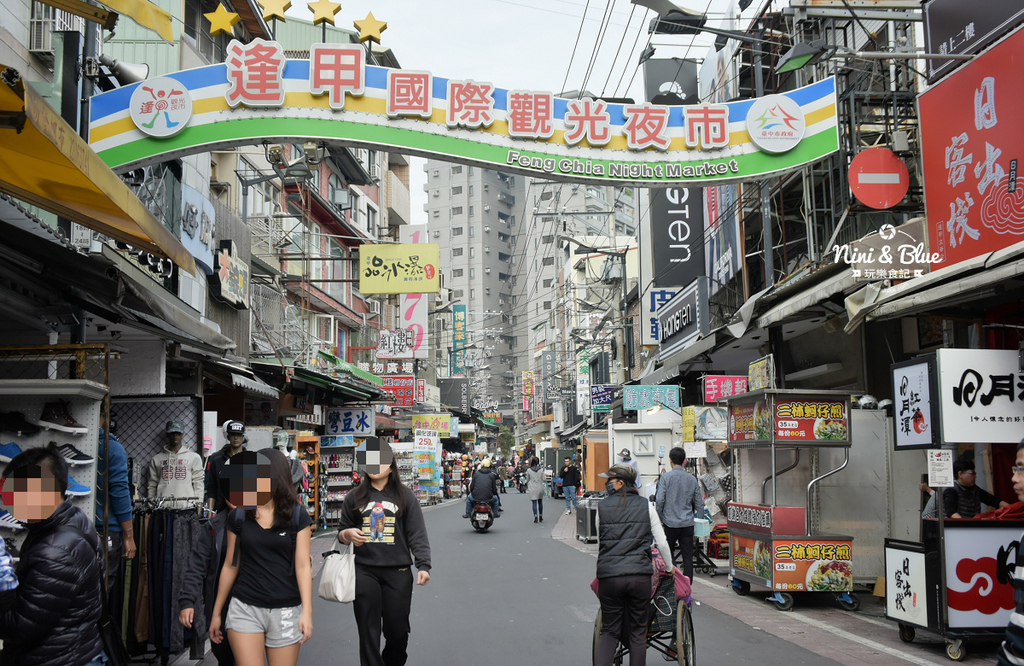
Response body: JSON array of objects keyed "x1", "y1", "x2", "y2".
[
  {"x1": 936, "y1": 348, "x2": 1024, "y2": 444},
  {"x1": 415, "y1": 379, "x2": 425, "y2": 404},
  {"x1": 522, "y1": 371, "x2": 534, "y2": 399},
  {"x1": 380, "y1": 375, "x2": 415, "y2": 407},
  {"x1": 891, "y1": 356, "x2": 940, "y2": 450},
  {"x1": 359, "y1": 243, "x2": 439, "y2": 294},
  {"x1": 398, "y1": 225, "x2": 430, "y2": 359},
  {"x1": 657, "y1": 277, "x2": 709, "y2": 358},
  {"x1": 591, "y1": 385, "x2": 615, "y2": 412},
  {"x1": 89, "y1": 41, "x2": 840, "y2": 187},
  {"x1": 919, "y1": 26, "x2": 1024, "y2": 271},
  {"x1": 704, "y1": 375, "x2": 748, "y2": 403},
  {"x1": 451, "y1": 304, "x2": 467, "y2": 376},
  {"x1": 213, "y1": 239, "x2": 249, "y2": 309},
  {"x1": 411, "y1": 414, "x2": 454, "y2": 438},
  {"x1": 179, "y1": 183, "x2": 216, "y2": 274},
  {"x1": 623, "y1": 385, "x2": 680, "y2": 411},
  {"x1": 541, "y1": 350, "x2": 556, "y2": 403},
  {"x1": 438, "y1": 377, "x2": 470, "y2": 413},
  {"x1": 748, "y1": 355, "x2": 776, "y2": 391},
  {"x1": 923, "y1": 0, "x2": 1024, "y2": 82},
  {"x1": 375, "y1": 328, "x2": 415, "y2": 359},
  {"x1": 324, "y1": 407, "x2": 375, "y2": 436}
]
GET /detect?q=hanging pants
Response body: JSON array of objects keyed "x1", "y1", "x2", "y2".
[{"x1": 352, "y1": 564, "x2": 414, "y2": 666}]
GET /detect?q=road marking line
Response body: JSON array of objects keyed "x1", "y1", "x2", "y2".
[
  {"x1": 858, "y1": 172, "x2": 902, "y2": 184},
  {"x1": 692, "y1": 578, "x2": 943, "y2": 666}
]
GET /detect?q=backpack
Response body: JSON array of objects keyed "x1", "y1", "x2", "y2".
[{"x1": 230, "y1": 505, "x2": 307, "y2": 569}]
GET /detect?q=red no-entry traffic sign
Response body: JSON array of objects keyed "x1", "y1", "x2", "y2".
[{"x1": 849, "y1": 147, "x2": 909, "y2": 210}]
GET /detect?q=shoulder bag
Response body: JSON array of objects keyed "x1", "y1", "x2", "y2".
[{"x1": 318, "y1": 542, "x2": 356, "y2": 603}]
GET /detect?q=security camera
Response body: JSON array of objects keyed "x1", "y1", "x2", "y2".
[{"x1": 267, "y1": 145, "x2": 285, "y2": 166}]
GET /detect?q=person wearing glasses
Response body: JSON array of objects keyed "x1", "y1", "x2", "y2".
[
  {"x1": 996, "y1": 442, "x2": 1024, "y2": 666},
  {"x1": 943, "y1": 459, "x2": 1008, "y2": 519}
]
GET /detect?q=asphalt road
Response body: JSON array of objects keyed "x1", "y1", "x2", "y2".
[{"x1": 298, "y1": 492, "x2": 841, "y2": 665}]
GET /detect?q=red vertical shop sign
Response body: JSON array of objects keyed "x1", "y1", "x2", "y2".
[
  {"x1": 381, "y1": 375, "x2": 415, "y2": 407},
  {"x1": 919, "y1": 26, "x2": 1024, "y2": 270}
]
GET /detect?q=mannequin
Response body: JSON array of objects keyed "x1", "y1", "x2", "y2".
[
  {"x1": 147, "y1": 420, "x2": 205, "y2": 507},
  {"x1": 274, "y1": 428, "x2": 304, "y2": 492}
]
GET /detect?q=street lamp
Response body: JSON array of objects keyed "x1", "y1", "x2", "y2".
[
  {"x1": 646, "y1": 399, "x2": 682, "y2": 417},
  {"x1": 775, "y1": 40, "x2": 974, "y2": 75}
]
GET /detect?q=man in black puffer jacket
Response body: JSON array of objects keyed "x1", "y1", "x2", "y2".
[{"x1": 0, "y1": 444, "x2": 104, "y2": 666}]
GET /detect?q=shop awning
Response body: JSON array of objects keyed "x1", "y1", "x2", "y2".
[
  {"x1": 230, "y1": 373, "x2": 279, "y2": 398},
  {"x1": 0, "y1": 68, "x2": 195, "y2": 273},
  {"x1": 644, "y1": 333, "x2": 719, "y2": 386},
  {"x1": 317, "y1": 350, "x2": 383, "y2": 386},
  {"x1": 755, "y1": 268, "x2": 857, "y2": 329}
]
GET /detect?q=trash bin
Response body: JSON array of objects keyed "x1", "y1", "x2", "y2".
[{"x1": 576, "y1": 497, "x2": 598, "y2": 543}]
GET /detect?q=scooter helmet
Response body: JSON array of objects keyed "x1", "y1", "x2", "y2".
[{"x1": 857, "y1": 395, "x2": 878, "y2": 410}]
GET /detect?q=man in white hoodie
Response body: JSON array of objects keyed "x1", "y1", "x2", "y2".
[{"x1": 147, "y1": 420, "x2": 205, "y2": 507}]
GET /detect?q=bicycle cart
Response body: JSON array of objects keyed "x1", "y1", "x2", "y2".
[{"x1": 591, "y1": 573, "x2": 696, "y2": 666}]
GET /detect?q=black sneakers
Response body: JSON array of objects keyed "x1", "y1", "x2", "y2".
[
  {"x1": 0, "y1": 412, "x2": 40, "y2": 436},
  {"x1": 32, "y1": 400, "x2": 88, "y2": 435},
  {"x1": 56, "y1": 442, "x2": 94, "y2": 466}
]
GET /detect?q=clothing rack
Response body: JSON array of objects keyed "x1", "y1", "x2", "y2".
[{"x1": 134, "y1": 496, "x2": 209, "y2": 516}]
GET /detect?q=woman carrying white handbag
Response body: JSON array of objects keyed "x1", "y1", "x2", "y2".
[{"x1": 336, "y1": 438, "x2": 431, "y2": 666}]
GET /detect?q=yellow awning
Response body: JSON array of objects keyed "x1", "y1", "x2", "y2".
[{"x1": 0, "y1": 67, "x2": 195, "y2": 274}]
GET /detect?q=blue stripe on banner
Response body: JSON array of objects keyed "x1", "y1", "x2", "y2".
[{"x1": 91, "y1": 64, "x2": 228, "y2": 122}]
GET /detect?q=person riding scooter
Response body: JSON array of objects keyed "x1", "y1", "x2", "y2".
[{"x1": 464, "y1": 458, "x2": 502, "y2": 518}]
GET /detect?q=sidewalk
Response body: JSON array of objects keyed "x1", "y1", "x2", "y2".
[{"x1": 548, "y1": 510, "x2": 997, "y2": 665}]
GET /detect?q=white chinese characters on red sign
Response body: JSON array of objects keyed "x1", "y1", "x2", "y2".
[
  {"x1": 308, "y1": 44, "x2": 364, "y2": 109},
  {"x1": 704, "y1": 375, "x2": 748, "y2": 403},
  {"x1": 226, "y1": 39, "x2": 286, "y2": 108},
  {"x1": 387, "y1": 71, "x2": 433, "y2": 118}
]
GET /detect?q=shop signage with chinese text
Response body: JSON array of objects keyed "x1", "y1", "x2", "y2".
[
  {"x1": 728, "y1": 402, "x2": 757, "y2": 442},
  {"x1": 623, "y1": 385, "x2": 680, "y2": 411},
  {"x1": 451, "y1": 304, "x2": 467, "y2": 376},
  {"x1": 415, "y1": 379, "x2": 425, "y2": 404},
  {"x1": 748, "y1": 355, "x2": 775, "y2": 391},
  {"x1": 380, "y1": 375, "x2": 415, "y2": 407},
  {"x1": 324, "y1": 407, "x2": 374, "y2": 436},
  {"x1": 884, "y1": 540, "x2": 930, "y2": 629},
  {"x1": 891, "y1": 356, "x2": 939, "y2": 449},
  {"x1": 773, "y1": 398, "x2": 849, "y2": 443},
  {"x1": 937, "y1": 348, "x2": 1024, "y2": 444},
  {"x1": 411, "y1": 414, "x2": 454, "y2": 438},
  {"x1": 924, "y1": 0, "x2": 1024, "y2": 82},
  {"x1": 591, "y1": 385, "x2": 615, "y2": 412},
  {"x1": 359, "y1": 243, "x2": 440, "y2": 294},
  {"x1": 522, "y1": 371, "x2": 534, "y2": 398},
  {"x1": 375, "y1": 329, "x2": 415, "y2": 359},
  {"x1": 704, "y1": 375, "x2": 748, "y2": 403},
  {"x1": 398, "y1": 225, "x2": 430, "y2": 359},
  {"x1": 919, "y1": 26, "x2": 1024, "y2": 271},
  {"x1": 214, "y1": 240, "x2": 249, "y2": 308}
]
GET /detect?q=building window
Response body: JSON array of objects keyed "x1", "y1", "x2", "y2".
[
  {"x1": 469, "y1": 226, "x2": 475, "y2": 238},
  {"x1": 544, "y1": 301, "x2": 552, "y2": 310},
  {"x1": 469, "y1": 185, "x2": 474, "y2": 196},
  {"x1": 470, "y1": 289, "x2": 476, "y2": 299},
  {"x1": 470, "y1": 247, "x2": 475, "y2": 258},
  {"x1": 485, "y1": 287, "x2": 491, "y2": 296},
  {"x1": 469, "y1": 268, "x2": 475, "y2": 279},
  {"x1": 543, "y1": 234, "x2": 554, "y2": 244},
  {"x1": 452, "y1": 186, "x2": 463, "y2": 195},
  {"x1": 542, "y1": 257, "x2": 555, "y2": 266},
  {"x1": 184, "y1": 0, "x2": 230, "y2": 63},
  {"x1": 453, "y1": 289, "x2": 464, "y2": 298},
  {"x1": 452, "y1": 165, "x2": 463, "y2": 174},
  {"x1": 453, "y1": 247, "x2": 464, "y2": 256},
  {"x1": 543, "y1": 279, "x2": 553, "y2": 288},
  {"x1": 453, "y1": 227, "x2": 464, "y2": 236},
  {"x1": 540, "y1": 190, "x2": 553, "y2": 201},
  {"x1": 366, "y1": 206, "x2": 377, "y2": 236},
  {"x1": 469, "y1": 206, "x2": 474, "y2": 218},
  {"x1": 452, "y1": 206, "x2": 463, "y2": 216},
  {"x1": 453, "y1": 269, "x2": 464, "y2": 278}
]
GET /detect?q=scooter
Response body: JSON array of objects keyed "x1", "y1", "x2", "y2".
[
  {"x1": 517, "y1": 472, "x2": 528, "y2": 493},
  {"x1": 471, "y1": 501, "x2": 494, "y2": 532}
]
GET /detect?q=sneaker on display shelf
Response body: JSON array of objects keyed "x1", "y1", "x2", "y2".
[
  {"x1": 56, "y1": 442, "x2": 94, "y2": 466},
  {"x1": 0, "y1": 511, "x2": 24, "y2": 531},
  {"x1": 0, "y1": 442, "x2": 23, "y2": 463},
  {"x1": 66, "y1": 475, "x2": 92, "y2": 497},
  {"x1": 0, "y1": 412, "x2": 41, "y2": 436},
  {"x1": 32, "y1": 400, "x2": 88, "y2": 435},
  {"x1": 3, "y1": 538, "x2": 19, "y2": 560}
]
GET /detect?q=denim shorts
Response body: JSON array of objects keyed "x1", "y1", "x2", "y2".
[{"x1": 225, "y1": 598, "x2": 303, "y2": 648}]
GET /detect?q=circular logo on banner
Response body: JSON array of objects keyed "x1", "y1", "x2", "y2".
[
  {"x1": 745, "y1": 95, "x2": 805, "y2": 154},
  {"x1": 129, "y1": 77, "x2": 193, "y2": 138}
]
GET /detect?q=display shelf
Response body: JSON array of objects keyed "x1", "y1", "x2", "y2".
[
  {"x1": 0, "y1": 379, "x2": 108, "y2": 400},
  {"x1": 295, "y1": 433, "x2": 319, "y2": 525},
  {"x1": 320, "y1": 440, "x2": 358, "y2": 529}
]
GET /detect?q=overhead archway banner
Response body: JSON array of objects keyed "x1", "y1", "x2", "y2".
[{"x1": 89, "y1": 39, "x2": 839, "y2": 186}]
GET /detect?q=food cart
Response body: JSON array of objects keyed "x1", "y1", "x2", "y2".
[{"x1": 722, "y1": 389, "x2": 860, "y2": 611}]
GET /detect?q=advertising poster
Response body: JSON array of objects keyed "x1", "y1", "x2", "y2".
[
  {"x1": 729, "y1": 402, "x2": 756, "y2": 442},
  {"x1": 885, "y1": 541, "x2": 929, "y2": 628},
  {"x1": 944, "y1": 523, "x2": 1017, "y2": 629},
  {"x1": 732, "y1": 535, "x2": 771, "y2": 588},
  {"x1": 772, "y1": 398, "x2": 849, "y2": 443},
  {"x1": 919, "y1": 27, "x2": 1024, "y2": 271},
  {"x1": 771, "y1": 539, "x2": 854, "y2": 592},
  {"x1": 359, "y1": 243, "x2": 440, "y2": 294},
  {"x1": 694, "y1": 406, "x2": 727, "y2": 440},
  {"x1": 891, "y1": 357, "x2": 939, "y2": 449}
]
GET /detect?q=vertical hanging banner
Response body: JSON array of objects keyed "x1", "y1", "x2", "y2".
[
  {"x1": 399, "y1": 225, "x2": 430, "y2": 359},
  {"x1": 541, "y1": 350, "x2": 556, "y2": 403},
  {"x1": 451, "y1": 304, "x2": 467, "y2": 376}
]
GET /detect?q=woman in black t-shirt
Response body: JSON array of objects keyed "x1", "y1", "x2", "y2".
[
  {"x1": 338, "y1": 438, "x2": 432, "y2": 666},
  {"x1": 210, "y1": 449, "x2": 313, "y2": 666}
]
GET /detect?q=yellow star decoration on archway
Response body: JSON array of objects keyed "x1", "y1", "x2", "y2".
[
  {"x1": 259, "y1": 0, "x2": 291, "y2": 22},
  {"x1": 353, "y1": 12, "x2": 387, "y2": 44},
  {"x1": 307, "y1": 0, "x2": 340, "y2": 26},
  {"x1": 204, "y1": 3, "x2": 240, "y2": 36}
]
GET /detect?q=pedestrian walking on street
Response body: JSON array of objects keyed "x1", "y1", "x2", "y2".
[
  {"x1": 560, "y1": 456, "x2": 580, "y2": 514},
  {"x1": 210, "y1": 449, "x2": 313, "y2": 666},
  {"x1": 595, "y1": 463, "x2": 674, "y2": 666},
  {"x1": 527, "y1": 456, "x2": 545, "y2": 522},
  {"x1": 338, "y1": 437, "x2": 431, "y2": 666},
  {"x1": 0, "y1": 444, "x2": 106, "y2": 666},
  {"x1": 655, "y1": 447, "x2": 704, "y2": 583},
  {"x1": 498, "y1": 461, "x2": 508, "y2": 493}
]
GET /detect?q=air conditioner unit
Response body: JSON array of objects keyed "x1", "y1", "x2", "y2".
[
  {"x1": 484, "y1": 226, "x2": 491, "y2": 233},
  {"x1": 432, "y1": 190, "x2": 440, "y2": 197},
  {"x1": 483, "y1": 205, "x2": 490, "y2": 212},
  {"x1": 484, "y1": 267, "x2": 491, "y2": 274},
  {"x1": 483, "y1": 184, "x2": 489, "y2": 191},
  {"x1": 433, "y1": 229, "x2": 441, "y2": 237},
  {"x1": 369, "y1": 165, "x2": 381, "y2": 181},
  {"x1": 432, "y1": 169, "x2": 440, "y2": 176}
]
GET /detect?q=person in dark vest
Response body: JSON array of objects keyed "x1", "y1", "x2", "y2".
[
  {"x1": 943, "y1": 459, "x2": 1007, "y2": 519},
  {"x1": 594, "y1": 463, "x2": 673, "y2": 666}
]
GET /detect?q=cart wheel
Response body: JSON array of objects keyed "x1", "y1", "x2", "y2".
[
  {"x1": 771, "y1": 592, "x2": 794, "y2": 611},
  {"x1": 675, "y1": 600, "x2": 696, "y2": 666},
  {"x1": 897, "y1": 624, "x2": 915, "y2": 643},
  {"x1": 731, "y1": 579, "x2": 750, "y2": 596},
  {"x1": 836, "y1": 593, "x2": 860, "y2": 612},
  {"x1": 593, "y1": 608, "x2": 602, "y2": 666},
  {"x1": 945, "y1": 639, "x2": 967, "y2": 662},
  {"x1": 576, "y1": 534, "x2": 580, "y2": 541}
]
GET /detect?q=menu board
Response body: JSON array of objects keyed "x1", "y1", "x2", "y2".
[
  {"x1": 729, "y1": 402, "x2": 756, "y2": 441},
  {"x1": 773, "y1": 399, "x2": 849, "y2": 443}
]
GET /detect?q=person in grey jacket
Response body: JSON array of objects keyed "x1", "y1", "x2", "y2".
[
  {"x1": 526, "y1": 457, "x2": 545, "y2": 523},
  {"x1": 655, "y1": 447, "x2": 705, "y2": 582}
]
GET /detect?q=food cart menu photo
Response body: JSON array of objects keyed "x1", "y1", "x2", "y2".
[
  {"x1": 732, "y1": 536, "x2": 853, "y2": 592},
  {"x1": 772, "y1": 398, "x2": 849, "y2": 442}
]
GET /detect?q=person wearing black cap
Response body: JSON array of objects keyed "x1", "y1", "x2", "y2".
[
  {"x1": 206, "y1": 421, "x2": 247, "y2": 512},
  {"x1": 147, "y1": 419, "x2": 204, "y2": 508},
  {"x1": 594, "y1": 463, "x2": 673, "y2": 666}
]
